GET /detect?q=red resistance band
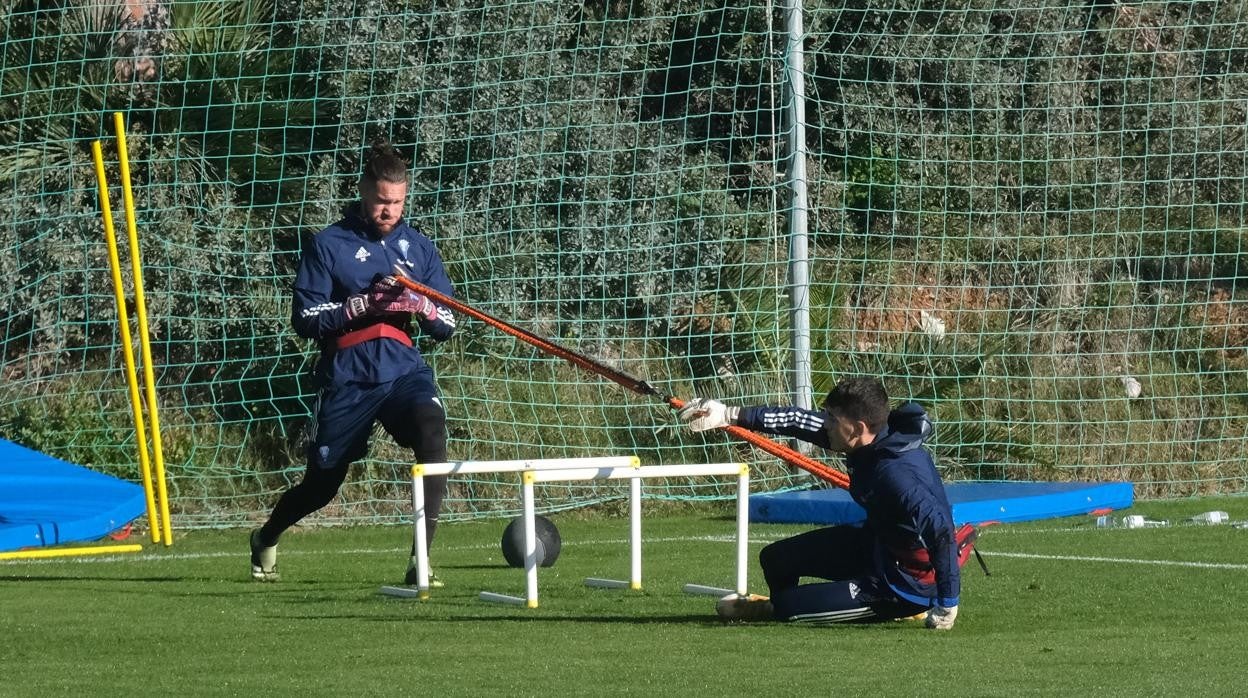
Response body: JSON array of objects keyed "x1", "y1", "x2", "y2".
[{"x1": 336, "y1": 323, "x2": 412, "y2": 350}]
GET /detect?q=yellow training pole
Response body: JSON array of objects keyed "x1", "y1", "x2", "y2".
[
  {"x1": 92, "y1": 140, "x2": 162, "y2": 544},
  {"x1": 113, "y1": 111, "x2": 173, "y2": 546},
  {"x1": 0, "y1": 544, "x2": 142, "y2": 561}
]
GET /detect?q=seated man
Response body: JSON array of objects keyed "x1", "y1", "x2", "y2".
[{"x1": 678, "y1": 376, "x2": 974, "y2": 630}]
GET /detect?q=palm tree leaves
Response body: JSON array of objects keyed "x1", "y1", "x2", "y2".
[
  {"x1": 1, "y1": 0, "x2": 325, "y2": 221},
  {"x1": 172, "y1": 0, "x2": 276, "y2": 58},
  {"x1": 0, "y1": 1, "x2": 121, "y2": 187},
  {"x1": 154, "y1": 0, "x2": 324, "y2": 218}
]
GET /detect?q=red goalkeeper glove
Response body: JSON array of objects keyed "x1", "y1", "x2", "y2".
[{"x1": 345, "y1": 277, "x2": 438, "y2": 321}]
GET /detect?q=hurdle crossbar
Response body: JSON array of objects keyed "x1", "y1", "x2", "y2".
[
  {"x1": 404, "y1": 456, "x2": 640, "y2": 599},
  {"x1": 515, "y1": 462, "x2": 750, "y2": 608}
]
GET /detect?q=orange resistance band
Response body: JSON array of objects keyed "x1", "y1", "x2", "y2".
[{"x1": 390, "y1": 272, "x2": 849, "y2": 489}]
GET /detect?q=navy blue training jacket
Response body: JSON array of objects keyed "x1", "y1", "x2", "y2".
[
  {"x1": 292, "y1": 206, "x2": 456, "y2": 385},
  {"x1": 735, "y1": 402, "x2": 960, "y2": 607}
]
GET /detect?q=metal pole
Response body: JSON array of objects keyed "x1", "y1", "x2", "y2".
[{"x1": 784, "y1": 0, "x2": 813, "y2": 413}]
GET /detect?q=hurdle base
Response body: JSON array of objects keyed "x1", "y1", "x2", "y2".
[
  {"x1": 682, "y1": 583, "x2": 736, "y2": 597},
  {"x1": 379, "y1": 585, "x2": 430, "y2": 600},
  {"x1": 479, "y1": 591, "x2": 532, "y2": 607}
]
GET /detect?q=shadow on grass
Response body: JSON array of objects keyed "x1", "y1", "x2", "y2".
[
  {"x1": 0, "y1": 575, "x2": 348, "y2": 591},
  {"x1": 283, "y1": 611, "x2": 727, "y2": 626},
  {"x1": 441, "y1": 563, "x2": 514, "y2": 570},
  {"x1": 0, "y1": 574, "x2": 189, "y2": 583}
]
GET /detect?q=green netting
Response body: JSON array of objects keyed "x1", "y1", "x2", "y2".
[{"x1": 2, "y1": 0, "x2": 1246, "y2": 529}]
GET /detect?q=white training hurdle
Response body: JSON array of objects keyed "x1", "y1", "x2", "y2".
[
  {"x1": 519, "y1": 462, "x2": 751, "y2": 609},
  {"x1": 393, "y1": 457, "x2": 638, "y2": 601},
  {"x1": 391, "y1": 457, "x2": 752, "y2": 609}
]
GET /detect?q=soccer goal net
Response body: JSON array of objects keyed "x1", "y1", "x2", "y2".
[{"x1": 2, "y1": 0, "x2": 1245, "y2": 526}]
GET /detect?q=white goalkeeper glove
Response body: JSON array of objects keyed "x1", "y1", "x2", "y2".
[
  {"x1": 677, "y1": 398, "x2": 740, "y2": 433},
  {"x1": 925, "y1": 604, "x2": 958, "y2": 630}
]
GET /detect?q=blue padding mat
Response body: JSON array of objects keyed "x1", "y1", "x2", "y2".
[
  {"x1": 750, "y1": 481, "x2": 1135, "y2": 526},
  {"x1": 0, "y1": 439, "x2": 147, "y2": 552}
]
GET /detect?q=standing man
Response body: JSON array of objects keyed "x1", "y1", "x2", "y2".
[
  {"x1": 678, "y1": 377, "x2": 974, "y2": 630},
  {"x1": 250, "y1": 140, "x2": 457, "y2": 585}
]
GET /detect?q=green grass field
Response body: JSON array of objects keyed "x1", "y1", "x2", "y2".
[{"x1": 3, "y1": 497, "x2": 1246, "y2": 696}]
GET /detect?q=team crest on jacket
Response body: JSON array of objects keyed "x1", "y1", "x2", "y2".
[
  {"x1": 354, "y1": 246, "x2": 370, "y2": 262},
  {"x1": 398, "y1": 239, "x2": 410, "y2": 258}
]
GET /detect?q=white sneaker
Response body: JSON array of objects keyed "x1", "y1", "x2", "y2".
[
  {"x1": 249, "y1": 529, "x2": 279, "y2": 582},
  {"x1": 716, "y1": 593, "x2": 773, "y2": 622}
]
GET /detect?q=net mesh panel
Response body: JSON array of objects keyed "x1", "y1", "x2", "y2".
[{"x1": 1, "y1": 0, "x2": 1245, "y2": 528}]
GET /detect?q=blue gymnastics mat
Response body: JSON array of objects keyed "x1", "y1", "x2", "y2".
[
  {"x1": 749, "y1": 481, "x2": 1135, "y2": 526},
  {"x1": 0, "y1": 439, "x2": 147, "y2": 552}
]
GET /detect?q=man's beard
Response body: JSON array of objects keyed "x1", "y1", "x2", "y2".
[{"x1": 369, "y1": 214, "x2": 396, "y2": 236}]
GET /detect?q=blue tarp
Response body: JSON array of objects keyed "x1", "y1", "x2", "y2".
[
  {"x1": 0, "y1": 439, "x2": 147, "y2": 552},
  {"x1": 749, "y1": 480, "x2": 1135, "y2": 526}
]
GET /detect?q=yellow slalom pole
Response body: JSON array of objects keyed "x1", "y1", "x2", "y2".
[
  {"x1": 0, "y1": 544, "x2": 143, "y2": 561},
  {"x1": 113, "y1": 111, "x2": 173, "y2": 546},
  {"x1": 92, "y1": 140, "x2": 162, "y2": 544}
]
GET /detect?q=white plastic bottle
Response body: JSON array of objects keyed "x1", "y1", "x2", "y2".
[
  {"x1": 1120, "y1": 515, "x2": 1168, "y2": 528},
  {"x1": 1097, "y1": 514, "x2": 1168, "y2": 528},
  {"x1": 1189, "y1": 511, "x2": 1229, "y2": 524}
]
